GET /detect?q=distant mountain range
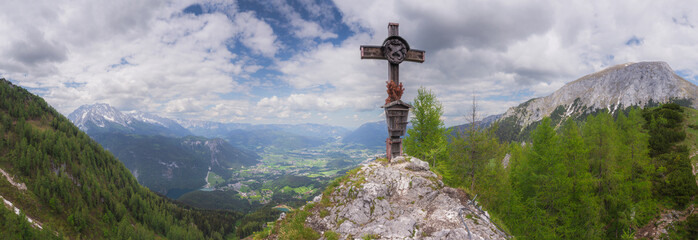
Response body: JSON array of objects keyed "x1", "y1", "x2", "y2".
[
  {"x1": 176, "y1": 119, "x2": 349, "y2": 143},
  {"x1": 475, "y1": 61, "x2": 698, "y2": 141},
  {"x1": 68, "y1": 103, "x2": 193, "y2": 137},
  {"x1": 176, "y1": 119, "x2": 351, "y2": 152},
  {"x1": 342, "y1": 121, "x2": 388, "y2": 148},
  {"x1": 67, "y1": 103, "x2": 386, "y2": 196},
  {"x1": 449, "y1": 113, "x2": 503, "y2": 136},
  {"x1": 341, "y1": 120, "x2": 414, "y2": 149}
]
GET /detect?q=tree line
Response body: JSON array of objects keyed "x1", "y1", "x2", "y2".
[{"x1": 404, "y1": 87, "x2": 697, "y2": 239}]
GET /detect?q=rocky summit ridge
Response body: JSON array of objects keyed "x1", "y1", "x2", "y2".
[
  {"x1": 302, "y1": 156, "x2": 508, "y2": 240},
  {"x1": 502, "y1": 61, "x2": 698, "y2": 127}
]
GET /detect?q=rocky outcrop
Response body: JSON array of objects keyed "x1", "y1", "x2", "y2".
[
  {"x1": 304, "y1": 156, "x2": 508, "y2": 240},
  {"x1": 501, "y1": 62, "x2": 698, "y2": 128},
  {"x1": 636, "y1": 204, "x2": 696, "y2": 239}
]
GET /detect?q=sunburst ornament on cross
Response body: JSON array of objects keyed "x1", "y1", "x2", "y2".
[{"x1": 360, "y1": 23, "x2": 425, "y2": 161}]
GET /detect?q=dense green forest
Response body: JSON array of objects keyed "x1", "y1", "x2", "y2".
[
  {"x1": 406, "y1": 89, "x2": 698, "y2": 239},
  {"x1": 0, "y1": 78, "x2": 261, "y2": 239}
]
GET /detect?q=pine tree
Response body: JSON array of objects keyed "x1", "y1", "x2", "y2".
[
  {"x1": 559, "y1": 118, "x2": 601, "y2": 239},
  {"x1": 404, "y1": 87, "x2": 449, "y2": 167}
]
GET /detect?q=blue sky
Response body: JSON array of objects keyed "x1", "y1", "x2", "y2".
[{"x1": 1, "y1": 0, "x2": 697, "y2": 128}]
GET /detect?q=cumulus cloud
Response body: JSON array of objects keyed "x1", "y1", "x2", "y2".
[
  {"x1": 0, "y1": 0, "x2": 277, "y2": 122},
  {"x1": 2, "y1": 0, "x2": 698, "y2": 128},
  {"x1": 234, "y1": 11, "x2": 280, "y2": 57},
  {"x1": 307, "y1": 0, "x2": 698, "y2": 126}
]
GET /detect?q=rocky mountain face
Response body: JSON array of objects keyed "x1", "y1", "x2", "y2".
[
  {"x1": 127, "y1": 111, "x2": 192, "y2": 136},
  {"x1": 68, "y1": 103, "x2": 192, "y2": 137},
  {"x1": 68, "y1": 103, "x2": 133, "y2": 131},
  {"x1": 497, "y1": 61, "x2": 698, "y2": 140},
  {"x1": 302, "y1": 156, "x2": 508, "y2": 239}
]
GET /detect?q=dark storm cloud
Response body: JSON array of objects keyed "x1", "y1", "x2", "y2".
[
  {"x1": 7, "y1": 27, "x2": 67, "y2": 66},
  {"x1": 397, "y1": 1, "x2": 554, "y2": 52}
]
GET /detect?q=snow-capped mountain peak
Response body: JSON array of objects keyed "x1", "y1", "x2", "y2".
[
  {"x1": 127, "y1": 111, "x2": 180, "y2": 130},
  {"x1": 67, "y1": 103, "x2": 191, "y2": 136},
  {"x1": 67, "y1": 103, "x2": 133, "y2": 131}
]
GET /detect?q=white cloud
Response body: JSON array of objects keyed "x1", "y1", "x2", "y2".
[
  {"x1": 315, "y1": 0, "x2": 698, "y2": 126},
  {"x1": 2, "y1": 0, "x2": 698, "y2": 128},
  {"x1": 233, "y1": 11, "x2": 280, "y2": 57},
  {"x1": 0, "y1": 0, "x2": 280, "y2": 123}
]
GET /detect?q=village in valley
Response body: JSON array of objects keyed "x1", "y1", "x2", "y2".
[{"x1": 198, "y1": 141, "x2": 383, "y2": 206}]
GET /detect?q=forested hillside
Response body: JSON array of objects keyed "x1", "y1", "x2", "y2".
[
  {"x1": 435, "y1": 105, "x2": 698, "y2": 239},
  {"x1": 399, "y1": 88, "x2": 698, "y2": 239},
  {"x1": 0, "y1": 78, "x2": 244, "y2": 239}
]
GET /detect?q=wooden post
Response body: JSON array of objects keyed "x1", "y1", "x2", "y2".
[{"x1": 388, "y1": 23, "x2": 400, "y2": 86}]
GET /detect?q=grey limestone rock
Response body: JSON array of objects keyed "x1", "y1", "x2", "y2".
[
  {"x1": 501, "y1": 61, "x2": 698, "y2": 128},
  {"x1": 305, "y1": 156, "x2": 507, "y2": 239}
]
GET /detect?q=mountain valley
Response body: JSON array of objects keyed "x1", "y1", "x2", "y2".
[{"x1": 68, "y1": 103, "x2": 384, "y2": 212}]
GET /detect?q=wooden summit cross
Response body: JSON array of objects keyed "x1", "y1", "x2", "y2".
[{"x1": 360, "y1": 23, "x2": 425, "y2": 161}]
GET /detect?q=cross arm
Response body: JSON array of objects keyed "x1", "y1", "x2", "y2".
[
  {"x1": 405, "y1": 49, "x2": 425, "y2": 63},
  {"x1": 361, "y1": 45, "x2": 425, "y2": 63},
  {"x1": 360, "y1": 45, "x2": 386, "y2": 60}
]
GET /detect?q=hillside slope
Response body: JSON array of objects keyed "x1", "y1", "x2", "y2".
[
  {"x1": 0, "y1": 78, "x2": 240, "y2": 239},
  {"x1": 91, "y1": 133, "x2": 260, "y2": 196}
]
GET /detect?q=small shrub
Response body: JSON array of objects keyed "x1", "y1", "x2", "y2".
[
  {"x1": 319, "y1": 209, "x2": 329, "y2": 218},
  {"x1": 362, "y1": 233, "x2": 381, "y2": 240},
  {"x1": 325, "y1": 230, "x2": 340, "y2": 240},
  {"x1": 278, "y1": 210, "x2": 320, "y2": 240},
  {"x1": 682, "y1": 213, "x2": 698, "y2": 238}
]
